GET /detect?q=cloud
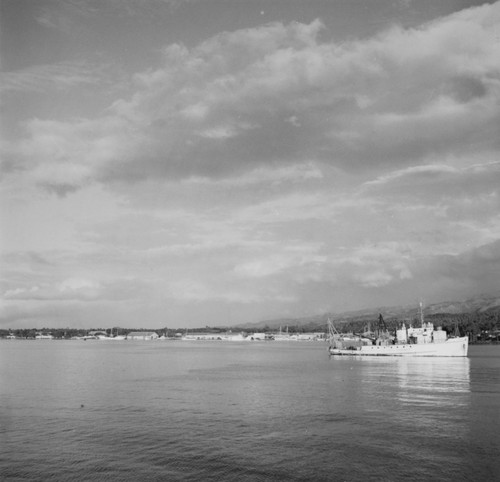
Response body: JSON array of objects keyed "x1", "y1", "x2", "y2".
[
  {"x1": 407, "y1": 239, "x2": 500, "y2": 299},
  {"x1": 0, "y1": 61, "x2": 109, "y2": 95},
  {"x1": 364, "y1": 160, "x2": 500, "y2": 196},
  {"x1": 184, "y1": 162, "x2": 323, "y2": 187},
  {"x1": 2, "y1": 2, "x2": 500, "y2": 328},
  {"x1": 0, "y1": 250, "x2": 150, "y2": 304},
  {"x1": 2, "y1": 274, "x2": 150, "y2": 302},
  {"x1": 2, "y1": 115, "x2": 140, "y2": 192},
  {"x1": 166, "y1": 278, "x2": 293, "y2": 304},
  {"x1": 233, "y1": 243, "x2": 326, "y2": 279},
  {"x1": 361, "y1": 161, "x2": 500, "y2": 240},
  {"x1": 3, "y1": 2, "x2": 499, "y2": 193}
]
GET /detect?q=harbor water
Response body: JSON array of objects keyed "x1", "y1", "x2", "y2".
[{"x1": 1, "y1": 341, "x2": 499, "y2": 481}]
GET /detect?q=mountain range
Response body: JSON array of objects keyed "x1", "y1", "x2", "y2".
[{"x1": 234, "y1": 291, "x2": 500, "y2": 331}]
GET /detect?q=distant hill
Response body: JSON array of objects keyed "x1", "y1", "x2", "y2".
[{"x1": 233, "y1": 291, "x2": 500, "y2": 332}]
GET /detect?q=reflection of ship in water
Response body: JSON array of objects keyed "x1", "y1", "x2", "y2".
[
  {"x1": 335, "y1": 353, "x2": 471, "y2": 416},
  {"x1": 392, "y1": 356, "x2": 471, "y2": 429},
  {"x1": 396, "y1": 356, "x2": 470, "y2": 394},
  {"x1": 328, "y1": 304, "x2": 468, "y2": 357}
]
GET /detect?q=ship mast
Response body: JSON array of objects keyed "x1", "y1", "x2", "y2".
[{"x1": 327, "y1": 318, "x2": 339, "y2": 343}]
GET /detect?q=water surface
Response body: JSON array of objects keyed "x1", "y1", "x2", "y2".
[{"x1": 1, "y1": 341, "x2": 499, "y2": 481}]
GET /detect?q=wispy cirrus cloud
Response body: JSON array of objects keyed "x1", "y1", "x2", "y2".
[
  {"x1": 0, "y1": 60, "x2": 110, "y2": 95},
  {"x1": 363, "y1": 161, "x2": 500, "y2": 194}
]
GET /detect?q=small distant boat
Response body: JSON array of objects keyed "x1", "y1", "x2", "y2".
[{"x1": 328, "y1": 305, "x2": 468, "y2": 357}]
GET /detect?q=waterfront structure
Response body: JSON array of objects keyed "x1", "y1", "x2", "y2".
[
  {"x1": 126, "y1": 331, "x2": 159, "y2": 340},
  {"x1": 181, "y1": 332, "x2": 248, "y2": 341}
]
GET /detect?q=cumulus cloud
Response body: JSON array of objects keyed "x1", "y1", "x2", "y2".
[
  {"x1": 3, "y1": 2, "x2": 499, "y2": 193},
  {"x1": 2, "y1": 2, "x2": 500, "y2": 328}
]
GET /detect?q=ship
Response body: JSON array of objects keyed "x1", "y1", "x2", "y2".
[{"x1": 327, "y1": 304, "x2": 468, "y2": 357}]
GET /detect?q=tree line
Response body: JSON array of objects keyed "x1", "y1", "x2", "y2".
[{"x1": 2, "y1": 311, "x2": 499, "y2": 342}]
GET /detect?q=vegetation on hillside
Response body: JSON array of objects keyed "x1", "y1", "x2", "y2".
[
  {"x1": 1, "y1": 310, "x2": 499, "y2": 342},
  {"x1": 2, "y1": 296, "x2": 500, "y2": 342}
]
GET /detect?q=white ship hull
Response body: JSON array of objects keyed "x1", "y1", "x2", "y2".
[{"x1": 329, "y1": 336, "x2": 468, "y2": 357}]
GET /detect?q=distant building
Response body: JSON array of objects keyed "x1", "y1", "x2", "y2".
[
  {"x1": 88, "y1": 330, "x2": 107, "y2": 337},
  {"x1": 126, "y1": 331, "x2": 159, "y2": 340}
]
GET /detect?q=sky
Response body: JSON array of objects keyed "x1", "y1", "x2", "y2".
[{"x1": 1, "y1": 0, "x2": 500, "y2": 329}]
